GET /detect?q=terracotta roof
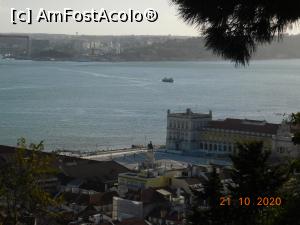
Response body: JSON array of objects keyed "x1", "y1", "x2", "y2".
[
  {"x1": 61, "y1": 160, "x2": 129, "y2": 182},
  {"x1": 90, "y1": 191, "x2": 118, "y2": 206},
  {"x1": 141, "y1": 188, "x2": 166, "y2": 204},
  {"x1": 206, "y1": 118, "x2": 279, "y2": 135},
  {"x1": 62, "y1": 192, "x2": 90, "y2": 205},
  {"x1": 0, "y1": 145, "x2": 129, "y2": 186},
  {"x1": 62, "y1": 191, "x2": 118, "y2": 206},
  {"x1": 0, "y1": 145, "x2": 72, "y2": 165},
  {"x1": 169, "y1": 113, "x2": 211, "y2": 119},
  {"x1": 0, "y1": 145, "x2": 17, "y2": 154}
]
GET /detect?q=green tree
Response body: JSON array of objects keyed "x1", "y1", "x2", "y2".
[
  {"x1": 0, "y1": 138, "x2": 59, "y2": 225},
  {"x1": 265, "y1": 158, "x2": 300, "y2": 225},
  {"x1": 291, "y1": 112, "x2": 300, "y2": 145},
  {"x1": 188, "y1": 168, "x2": 231, "y2": 225},
  {"x1": 204, "y1": 168, "x2": 223, "y2": 209},
  {"x1": 170, "y1": 0, "x2": 300, "y2": 65},
  {"x1": 188, "y1": 141, "x2": 291, "y2": 225},
  {"x1": 229, "y1": 141, "x2": 287, "y2": 225}
]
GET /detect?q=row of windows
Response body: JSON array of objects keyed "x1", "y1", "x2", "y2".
[
  {"x1": 206, "y1": 128, "x2": 270, "y2": 137},
  {"x1": 168, "y1": 132, "x2": 189, "y2": 140},
  {"x1": 277, "y1": 147, "x2": 287, "y2": 154},
  {"x1": 168, "y1": 120, "x2": 206, "y2": 130},
  {"x1": 199, "y1": 142, "x2": 234, "y2": 152},
  {"x1": 168, "y1": 120, "x2": 189, "y2": 129}
]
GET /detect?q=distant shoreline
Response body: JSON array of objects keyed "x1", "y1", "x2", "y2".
[{"x1": 3, "y1": 57, "x2": 300, "y2": 63}]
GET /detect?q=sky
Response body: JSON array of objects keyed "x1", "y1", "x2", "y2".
[{"x1": 0, "y1": 0, "x2": 298, "y2": 36}]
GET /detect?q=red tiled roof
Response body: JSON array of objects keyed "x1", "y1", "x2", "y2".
[
  {"x1": 90, "y1": 191, "x2": 118, "y2": 206},
  {"x1": 0, "y1": 145, "x2": 17, "y2": 154},
  {"x1": 0, "y1": 145, "x2": 130, "y2": 183},
  {"x1": 141, "y1": 188, "x2": 166, "y2": 204},
  {"x1": 206, "y1": 118, "x2": 279, "y2": 135},
  {"x1": 61, "y1": 160, "x2": 129, "y2": 182},
  {"x1": 62, "y1": 192, "x2": 90, "y2": 205}
]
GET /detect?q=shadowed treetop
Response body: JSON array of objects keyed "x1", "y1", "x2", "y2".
[{"x1": 171, "y1": 0, "x2": 300, "y2": 65}]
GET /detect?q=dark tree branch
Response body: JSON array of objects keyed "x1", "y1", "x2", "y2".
[{"x1": 171, "y1": 0, "x2": 300, "y2": 65}]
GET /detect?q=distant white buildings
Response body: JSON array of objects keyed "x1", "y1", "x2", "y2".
[{"x1": 166, "y1": 108, "x2": 300, "y2": 159}]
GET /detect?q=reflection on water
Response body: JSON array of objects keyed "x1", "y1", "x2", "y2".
[{"x1": 0, "y1": 60, "x2": 300, "y2": 151}]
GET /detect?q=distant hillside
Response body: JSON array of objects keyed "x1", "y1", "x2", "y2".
[
  {"x1": 119, "y1": 34, "x2": 300, "y2": 61},
  {"x1": 254, "y1": 35, "x2": 300, "y2": 59},
  {"x1": 119, "y1": 38, "x2": 215, "y2": 61},
  {"x1": 2, "y1": 33, "x2": 299, "y2": 61}
]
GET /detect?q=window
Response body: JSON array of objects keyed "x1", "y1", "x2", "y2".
[
  {"x1": 233, "y1": 145, "x2": 237, "y2": 154},
  {"x1": 204, "y1": 143, "x2": 208, "y2": 150},
  {"x1": 214, "y1": 144, "x2": 218, "y2": 151},
  {"x1": 200, "y1": 142, "x2": 204, "y2": 149},
  {"x1": 218, "y1": 144, "x2": 223, "y2": 151},
  {"x1": 224, "y1": 144, "x2": 227, "y2": 152},
  {"x1": 209, "y1": 143, "x2": 213, "y2": 151}
]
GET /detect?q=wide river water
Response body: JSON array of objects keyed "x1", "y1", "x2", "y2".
[{"x1": 0, "y1": 59, "x2": 300, "y2": 151}]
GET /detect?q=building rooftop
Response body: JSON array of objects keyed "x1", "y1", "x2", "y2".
[
  {"x1": 0, "y1": 144, "x2": 130, "y2": 184},
  {"x1": 90, "y1": 191, "x2": 118, "y2": 206},
  {"x1": 61, "y1": 160, "x2": 129, "y2": 182},
  {"x1": 167, "y1": 108, "x2": 212, "y2": 119},
  {"x1": 177, "y1": 177, "x2": 207, "y2": 186},
  {"x1": 61, "y1": 192, "x2": 90, "y2": 205},
  {"x1": 206, "y1": 118, "x2": 279, "y2": 135}
]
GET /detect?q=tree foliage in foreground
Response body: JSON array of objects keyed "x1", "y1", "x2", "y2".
[
  {"x1": 171, "y1": 0, "x2": 300, "y2": 65},
  {"x1": 188, "y1": 141, "x2": 296, "y2": 225},
  {"x1": 189, "y1": 168, "x2": 230, "y2": 225},
  {"x1": 291, "y1": 112, "x2": 300, "y2": 145},
  {"x1": 0, "y1": 138, "x2": 60, "y2": 225},
  {"x1": 229, "y1": 142, "x2": 288, "y2": 225}
]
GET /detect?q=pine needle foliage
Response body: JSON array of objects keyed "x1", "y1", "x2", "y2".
[{"x1": 171, "y1": 0, "x2": 300, "y2": 65}]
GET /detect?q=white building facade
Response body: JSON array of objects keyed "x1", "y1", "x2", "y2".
[
  {"x1": 166, "y1": 109, "x2": 212, "y2": 152},
  {"x1": 166, "y1": 109, "x2": 299, "y2": 159}
]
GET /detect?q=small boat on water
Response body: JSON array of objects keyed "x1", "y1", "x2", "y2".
[{"x1": 162, "y1": 77, "x2": 174, "y2": 83}]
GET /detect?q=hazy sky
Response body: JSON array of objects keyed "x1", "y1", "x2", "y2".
[{"x1": 0, "y1": 0, "x2": 298, "y2": 36}]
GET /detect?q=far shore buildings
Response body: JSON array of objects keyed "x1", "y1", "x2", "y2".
[{"x1": 166, "y1": 108, "x2": 300, "y2": 159}]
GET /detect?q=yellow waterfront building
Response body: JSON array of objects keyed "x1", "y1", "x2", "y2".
[
  {"x1": 199, "y1": 118, "x2": 278, "y2": 155},
  {"x1": 118, "y1": 172, "x2": 171, "y2": 191},
  {"x1": 166, "y1": 109, "x2": 299, "y2": 158}
]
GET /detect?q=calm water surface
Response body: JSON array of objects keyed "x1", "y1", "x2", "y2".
[{"x1": 0, "y1": 59, "x2": 299, "y2": 151}]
